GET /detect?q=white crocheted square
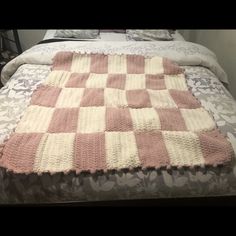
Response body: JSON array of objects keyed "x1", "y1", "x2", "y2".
[
  {"x1": 148, "y1": 89, "x2": 177, "y2": 108},
  {"x1": 105, "y1": 131, "x2": 140, "y2": 169},
  {"x1": 34, "y1": 133, "x2": 75, "y2": 172},
  {"x1": 105, "y1": 88, "x2": 128, "y2": 107},
  {"x1": 145, "y1": 57, "x2": 164, "y2": 74},
  {"x1": 78, "y1": 106, "x2": 106, "y2": 133},
  {"x1": 71, "y1": 53, "x2": 91, "y2": 73},
  {"x1": 55, "y1": 88, "x2": 84, "y2": 108},
  {"x1": 163, "y1": 131, "x2": 205, "y2": 166},
  {"x1": 86, "y1": 73, "x2": 108, "y2": 88},
  {"x1": 44, "y1": 71, "x2": 71, "y2": 88},
  {"x1": 15, "y1": 105, "x2": 54, "y2": 133},
  {"x1": 164, "y1": 74, "x2": 188, "y2": 90},
  {"x1": 180, "y1": 108, "x2": 216, "y2": 132},
  {"x1": 125, "y1": 74, "x2": 146, "y2": 90},
  {"x1": 129, "y1": 108, "x2": 161, "y2": 131},
  {"x1": 108, "y1": 55, "x2": 127, "y2": 74}
]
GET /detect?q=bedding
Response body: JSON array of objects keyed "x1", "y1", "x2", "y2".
[
  {"x1": 0, "y1": 40, "x2": 236, "y2": 204},
  {"x1": 43, "y1": 30, "x2": 185, "y2": 41},
  {"x1": 0, "y1": 52, "x2": 232, "y2": 175},
  {"x1": 99, "y1": 29, "x2": 126, "y2": 33},
  {"x1": 126, "y1": 30, "x2": 173, "y2": 41},
  {"x1": 54, "y1": 30, "x2": 99, "y2": 39}
]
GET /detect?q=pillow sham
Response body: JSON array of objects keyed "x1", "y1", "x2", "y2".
[
  {"x1": 54, "y1": 30, "x2": 100, "y2": 39},
  {"x1": 126, "y1": 30, "x2": 173, "y2": 41}
]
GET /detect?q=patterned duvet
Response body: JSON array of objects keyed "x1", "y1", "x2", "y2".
[{"x1": 0, "y1": 41, "x2": 236, "y2": 204}]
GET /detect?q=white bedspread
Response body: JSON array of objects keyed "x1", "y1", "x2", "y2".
[{"x1": 1, "y1": 40, "x2": 228, "y2": 85}]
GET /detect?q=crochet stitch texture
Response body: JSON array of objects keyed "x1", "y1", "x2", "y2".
[{"x1": 0, "y1": 52, "x2": 233, "y2": 174}]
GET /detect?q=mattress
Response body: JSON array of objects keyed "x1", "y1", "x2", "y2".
[
  {"x1": 0, "y1": 40, "x2": 236, "y2": 204},
  {"x1": 43, "y1": 30, "x2": 186, "y2": 41}
]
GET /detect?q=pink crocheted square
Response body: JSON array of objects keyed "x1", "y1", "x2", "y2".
[
  {"x1": 48, "y1": 108, "x2": 79, "y2": 133},
  {"x1": 106, "y1": 107, "x2": 133, "y2": 131},
  {"x1": 157, "y1": 108, "x2": 187, "y2": 131},
  {"x1": 107, "y1": 74, "x2": 126, "y2": 89},
  {"x1": 146, "y1": 75, "x2": 166, "y2": 90},
  {"x1": 126, "y1": 89, "x2": 152, "y2": 108},
  {"x1": 199, "y1": 130, "x2": 233, "y2": 165},
  {"x1": 169, "y1": 89, "x2": 201, "y2": 109},
  {"x1": 31, "y1": 85, "x2": 62, "y2": 107},
  {"x1": 163, "y1": 58, "x2": 184, "y2": 75},
  {"x1": 65, "y1": 73, "x2": 89, "y2": 88},
  {"x1": 52, "y1": 52, "x2": 73, "y2": 71},
  {"x1": 135, "y1": 131, "x2": 170, "y2": 168},
  {"x1": 127, "y1": 55, "x2": 145, "y2": 74},
  {"x1": 0, "y1": 133, "x2": 43, "y2": 173},
  {"x1": 74, "y1": 133, "x2": 106, "y2": 173},
  {"x1": 90, "y1": 54, "x2": 108, "y2": 73},
  {"x1": 80, "y1": 88, "x2": 104, "y2": 107}
]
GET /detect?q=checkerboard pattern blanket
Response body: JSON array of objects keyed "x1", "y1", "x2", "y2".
[{"x1": 0, "y1": 52, "x2": 233, "y2": 174}]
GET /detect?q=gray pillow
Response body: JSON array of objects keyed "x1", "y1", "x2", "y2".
[
  {"x1": 54, "y1": 30, "x2": 100, "y2": 39},
  {"x1": 126, "y1": 30, "x2": 173, "y2": 41}
]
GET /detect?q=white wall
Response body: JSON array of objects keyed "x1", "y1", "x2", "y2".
[
  {"x1": 18, "y1": 30, "x2": 46, "y2": 51},
  {"x1": 179, "y1": 30, "x2": 236, "y2": 98},
  {"x1": 7, "y1": 30, "x2": 46, "y2": 52},
  {"x1": 178, "y1": 30, "x2": 191, "y2": 41},
  {"x1": 179, "y1": 30, "x2": 199, "y2": 42}
]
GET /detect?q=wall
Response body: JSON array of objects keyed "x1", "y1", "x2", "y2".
[
  {"x1": 19, "y1": 30, "x2": 46, "y2": 51},
  {"x1": 178, "y1": 30, "x2": 191, "y2": 41},
  {"x1": 6, "y1": 30, "x2": 46, "y2": 52},
  {"x1": 179, "y1": 30, "x2": 236, "y2": 98}
]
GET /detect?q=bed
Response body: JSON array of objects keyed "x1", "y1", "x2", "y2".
[
  {"x1": 0, "y1": 30, "x2": 236, "y2": 205},
  {"x1": 43, "y1": 30, "x2": 186, "y2": 41}
]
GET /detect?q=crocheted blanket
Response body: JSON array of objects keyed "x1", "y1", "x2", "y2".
[{"x1": 0, "y1": 52, "x2": 233, "y2": 174}]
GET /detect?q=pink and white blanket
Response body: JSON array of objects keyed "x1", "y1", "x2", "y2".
[{"x1": 0, "y1": 52, "x2": 233, "y2": 174}]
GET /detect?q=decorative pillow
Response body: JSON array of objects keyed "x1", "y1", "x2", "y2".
[
  {"x1": 126, "y1": 30, "x2": 173, "y2": 41},
  {"x1": 54, "y1": 30, "x2": 100, "y2": 39}
]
